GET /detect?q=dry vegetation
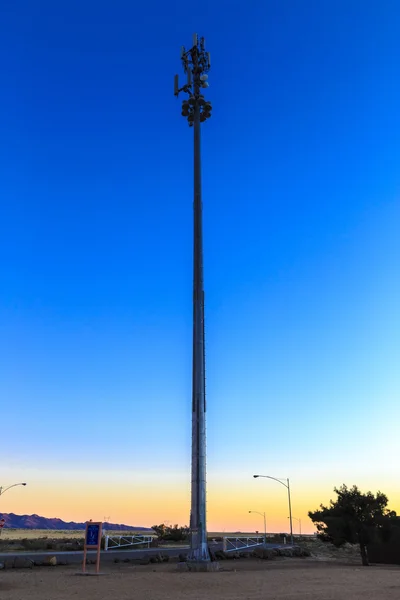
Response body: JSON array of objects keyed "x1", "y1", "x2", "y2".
[
  {"x1": 0, "y1": 529, "x2": 305, "y2": 553},
  {"x1": 0, "y1": 530, "x2": 361, "y2": 562},
  {"x1": 0, "y1": 530, "x2": 148, "y2": 553},
  {"x1": 0, "y1": 529, "x2": 146, "y2": 540}
]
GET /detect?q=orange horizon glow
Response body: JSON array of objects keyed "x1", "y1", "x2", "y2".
[{"x1": 1, "y1": 469, "x2": 399, "y2": 536}]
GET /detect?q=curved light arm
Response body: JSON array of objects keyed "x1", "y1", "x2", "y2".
[
  {"x1": 0, "y1": 483, "x2": 27, "y2": 496},
  {"x1": 253, "y1": 475, "x2": 288, "y2": 489},
  {"x1": 249, "y1": 510, "x2": 265, "y2": 518}
]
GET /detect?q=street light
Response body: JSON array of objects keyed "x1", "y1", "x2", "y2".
[
  {"x1": 249, "y1": 510, "x2": 267, "y2": 545},
  {"x1": 253, "y1": 475, "x2": 293, "y2": 545},
  {"x1": 0, "y1": 483, "x2": 27, "y2": 497},
  {"x1": 289, "y1": 516, "x2": 301, "y2": 536}
]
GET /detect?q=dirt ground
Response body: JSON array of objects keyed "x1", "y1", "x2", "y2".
[{"x1": 1, "y1": 559, "x2": 399, "y2": 600}]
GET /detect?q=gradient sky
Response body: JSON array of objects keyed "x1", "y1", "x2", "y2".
[{"x1": 1, "y1": 1, "x2": 399, "y2": 534}]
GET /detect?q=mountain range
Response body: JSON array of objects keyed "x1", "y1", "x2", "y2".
[{"x1": 0, "y1": 512, "x2": 152, "y2": 531}]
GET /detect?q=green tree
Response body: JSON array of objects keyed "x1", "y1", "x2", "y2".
[
  {"x1": 308, "y1": 484, "x2": 397, "y2": 566},
  {"x1": 151, "y1": 523, "x2": 189, "y2": 543}
]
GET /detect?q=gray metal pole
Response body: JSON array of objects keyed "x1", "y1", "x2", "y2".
[
  {"x1": 263, "y1": 513, "x2": 267, "y2": 546},
  {"x1": 287, "y1": 478, "x2": 294, "y2": 545},
  {"x1": 190, "y1": 51, "x2": 208, "y2": 562},
  {"x1": 175, "y1": 34, "x2": 212, "y2": 563}
]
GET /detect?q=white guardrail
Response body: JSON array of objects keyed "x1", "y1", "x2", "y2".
[
  {"x1": 223, "y1": 537, "x2": 265, "y2": 551},
  {"x1": 104, "y1": 535, "x2": 155, "y2": 551}
]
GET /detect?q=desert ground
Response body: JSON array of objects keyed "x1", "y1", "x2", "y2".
[
  {"x1": 0, "y1": 529, "x2": 257, "y2": 540},
  {"x1": 0, "y1": 529, "x2": 148, "y2": 540},
  {"x1": 1, "y1": 559, "x2": 400, "y2": 600}
]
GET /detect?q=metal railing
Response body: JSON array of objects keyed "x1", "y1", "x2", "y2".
[
  {"x1": 104, "y1": 534, "x2": 155, "y2": 551},
  {"x1": 223, "y1": 537, "x2": 265, "y2": 552}
]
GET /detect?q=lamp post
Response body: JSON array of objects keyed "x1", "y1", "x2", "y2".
[
  {"x1": 289, "y1": 516, "x2": 301, "y2": 536},
  {"x1": 174, "y1": 34, "x2": 212, "y2": 562},
  {"x1": 253, "y1": 475, "x2": 293, "y2": 545},
  {"x1": 249, "y1": 510, "x2": 267, "y2": 545},
  {"x1": 0, "y1": 483, "x2": 27, "y2": 497}
]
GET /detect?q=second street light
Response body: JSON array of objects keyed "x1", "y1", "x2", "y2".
[
  {"x1": 249, "y1": 510, "x2": 267, "y2": 545},
  {"x1": 253, "y1": 475, "x2": 294, "y2": 545}
]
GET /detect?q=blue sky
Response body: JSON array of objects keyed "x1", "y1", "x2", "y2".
[{"x1": 1, "y1": 1, "x2": 399, "y2": 530}]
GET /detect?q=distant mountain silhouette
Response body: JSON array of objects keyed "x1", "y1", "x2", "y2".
[{"x1": 0, "y1": 512, "x2": 152, "y2": 531}]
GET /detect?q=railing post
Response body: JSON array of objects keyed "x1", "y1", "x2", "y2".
[{"x1": 105, "y1": 536, "x2": 109, "y2": 551}]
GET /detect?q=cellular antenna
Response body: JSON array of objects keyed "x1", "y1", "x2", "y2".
[{"x1": 174, "y1": 33, "x2": 212, "y2": 564}]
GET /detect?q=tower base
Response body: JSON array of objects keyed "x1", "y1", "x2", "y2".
[
  {"x1": 177, "y1": 561, "x2": 220, "y2": 572},
  {"x1": 188, "y1": 542, "x2": 210, "y2": 562}
]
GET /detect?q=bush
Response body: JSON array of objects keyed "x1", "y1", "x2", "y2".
[{"x1": 151, "y1": 524, "x2": 189, "y2": 543}]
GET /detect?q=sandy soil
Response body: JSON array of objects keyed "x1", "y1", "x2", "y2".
[{"x1": 1, "y1": 559, "x2": 399, "y2": 600}]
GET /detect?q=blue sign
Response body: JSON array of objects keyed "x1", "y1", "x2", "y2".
[{"x1": 86, "y1": 523, "x2": 100, "y2": 547}]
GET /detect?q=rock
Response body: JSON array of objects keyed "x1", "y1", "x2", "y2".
[
  {"x1": 14, "y1": 557, "x2": 34, "y2": 569},
  {"x1": 114, "y1": 558, "x2": 120, "y2": 563},
  {"x1": 279, "y1": 548, "x2": 293, "y2": 557},
  {"x1": 39, "y1": 557, "x2": 57, "y2": 567},
  {"x1": 178, "y1": 553, "x2": 187, "y2": 562},
  {"x1": 149, "y1": 557, "x2": 157, "y2": 563},
  {"x1": 252, "y1": 548, "x2": 276, "y2": 560},
  {"x1": 0, "y1": 562, "x2": 4, "y2": 570},
  {"x1": 225, "y1": 551, "x2": 240, "y2": 559},
  {"x1": 156, "y1": 553, "x2": 163, "y2": 563},
  {"x1": 293, "y1": 546, "x2": 311, "y2": 557},
  {"x1": 162, "y1": 555, "x2": 170, "y2": 562},
  {"x1": 187, "y1": 561, "x2": 220, "y2": 572}
]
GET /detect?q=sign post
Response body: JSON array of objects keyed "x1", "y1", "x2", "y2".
[{"x1": 82, "y1": 521, "x2": 103, "y2": 574}]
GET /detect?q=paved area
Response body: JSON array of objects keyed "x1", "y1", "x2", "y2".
[{"x1": 1, "y1": 559, "x2": 400, "y2": 600}]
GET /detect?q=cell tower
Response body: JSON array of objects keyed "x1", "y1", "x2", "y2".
[{"x1": 174, "y1": 34, "x2": 212, "y2": 562}]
